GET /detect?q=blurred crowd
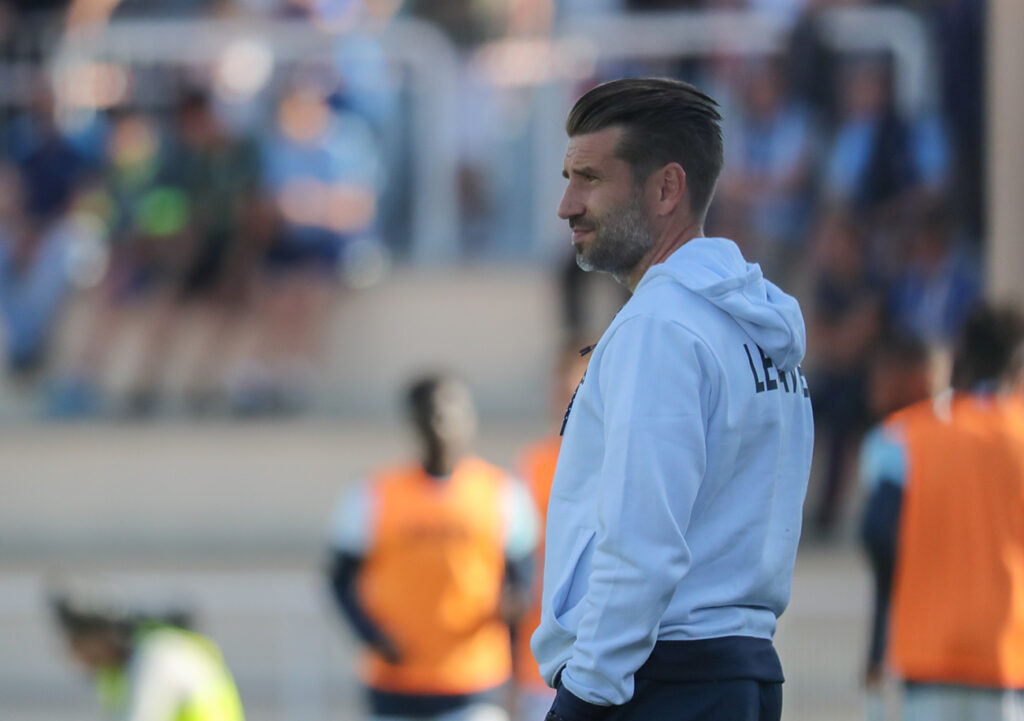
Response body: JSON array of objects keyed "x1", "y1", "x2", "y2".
[
  {"x1": 0, "y1": 0, "x2": 393, "y2": 417},
  {"x1": 0, "y1": 0, "x2": 988, "y2": 526}
]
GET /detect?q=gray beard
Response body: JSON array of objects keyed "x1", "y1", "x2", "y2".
[{"x1": 575, "y1": 192, "x2": 654, "y2": 283}]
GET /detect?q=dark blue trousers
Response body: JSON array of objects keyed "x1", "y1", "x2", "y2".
[
  {"x1": 547, "y1": 638, "x2": 785, "y2": 721},
  {"x1": 605, "y1": 678, "x2": 782, "y2": 721}
]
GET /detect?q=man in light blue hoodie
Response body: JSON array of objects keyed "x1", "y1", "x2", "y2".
[{"x1": 531, "y1": 78, "x2": 814, "y2": 721}]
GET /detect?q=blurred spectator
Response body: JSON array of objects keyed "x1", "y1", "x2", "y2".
[
  {"x1": 806, "y1": 206, "x2": 884, "y2": 535},
  {"x1": 48, "y1": 109, "x2": 180, "y2": 416},
  {"x1": 889, "y1": 203, "x2": 980, "y2": 348},
  {"x1": 860, "y1": 304, "x2": 1024, "y2": 720},
  {"x1": 0, "y1": 166, "x2": 74, "y2": 377},
  {"x1": 824, "y1": 58, "x2": 949, "y2": 228},
  {"x1": 153, "y1": 89, "x2": 264, "y2": 411},
  {"x1": 718, "y1": 57, "x2": 815, "y2": 289},
  {"x1": 327, "y1": 373, "x2": 537, "y2": 721},
  {"x1": 4, "y1": 78, "x2": 91, "y2": 226},
  {"x1": 53, "y1": 593, "x2": 245, "y2": 721},
  {"x1": 234, "y1": 81, "x2": 381, "y2": 414},
  {"x1": 0, "y1": 75, "x2": 99, "y2": 387},
  {"x1": 785, "y1": 0, "x2": 842, "y2": 126},
  {"x1": 51, "y1": 95, "x2": 264, "y2": 417}
]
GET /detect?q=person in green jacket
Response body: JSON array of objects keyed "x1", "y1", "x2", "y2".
[{"x1": 53, "y1": 594, "x2": 244, "y2": 721}]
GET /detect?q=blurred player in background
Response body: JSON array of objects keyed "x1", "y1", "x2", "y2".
[
  {"x1": 52, "y1": 593, "x2": 244, "y2": 721},
  {"x1": 856, "y1": 333, "x2": 936, "y2": 719},
  {"x1": 861, "y1": 303, "x2": 1024, "y2": 720},
  {"x1": 512, "y1": 342, "x2": 590, "y2": 721},
  {"x1": 327, "y1": 372, "x2": 538, "y2": 721}
]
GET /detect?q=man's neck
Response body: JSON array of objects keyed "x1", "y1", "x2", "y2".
[{"x1": 623, "y1": 218, "x2": 704, "y2": 292}]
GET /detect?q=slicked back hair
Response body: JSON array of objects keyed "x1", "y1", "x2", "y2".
[{"x1": 566, "y1": 78, "x2": 724, "y2": 218}]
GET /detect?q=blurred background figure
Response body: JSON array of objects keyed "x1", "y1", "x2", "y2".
[
  {"x1": 326, "y1": 373, "x2": 537, "y2": 721},
  {"x1": 784, "y1": 0, "x2": 841, "y2": 128},
  {"x1": 805, "y1": 206, "x2": 884, "y2": 537},
  {"x1": 856, "y1": 332, "x2": 936, "y2": 715},
  {"x1": 46, "y1": 107, "x2": 174, "y2": 417},
  {"x1": 511, "y1": 341, "x2": 589, "y2": 721},
  {"x1": 889, "y1": 202, "x2": 981, "y2": 349},
  {"x1": 4, "y1": 76, "x2": 92, "y2": 226},
  {"x1": 48, "y1": 91, "x2": 264, "y2": 418},
  {"x1": 0, "y1": 164, "x2": 74, "y2": 380},
  {"x1": 52, "y1": 592, "x2": 245, "y2": 721},
  {"x1": 234, "y1": 79, "x2": 381, "y2": 415},
  {"x1": 151, "y1": 88, "x2": 264, "y2": 414},
  {"x1": 0, "y1": 71, "x2": 93, "y2": 380},
  {"x1": 859, "y1": 304, "x2": 1024, "y2": 720},
  {"x1": 824, "y1": 56, "x2": 949, "y2": 263},
  {"x1": 717, "y1": 56, "x2": 815, "y2": 291}
]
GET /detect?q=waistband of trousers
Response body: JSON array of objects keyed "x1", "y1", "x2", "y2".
[{"x1": 634, "y1": 636, "x2": 784, "y2": 684}]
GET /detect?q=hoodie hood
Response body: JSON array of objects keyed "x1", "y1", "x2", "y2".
[{"x1": 639, "y1": 237, "x2": 807, "y2": 371}]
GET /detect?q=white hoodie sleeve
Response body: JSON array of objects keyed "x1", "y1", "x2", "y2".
[{"x1": 561, "y1": 314, "x2": 710, "y2": 706}]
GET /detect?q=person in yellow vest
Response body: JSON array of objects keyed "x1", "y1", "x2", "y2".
[
  {"x1": 52, "y1": 594, "x2": 245, "y2": 721},
  {"x1": 328, "y1": 373, "x2": 539, "y2": 721},
  {"x1": 860, "y1": 303, "x2": 1024, "y2": 720},
  {"x1": 512, "y1": 344, "x2": 590, "y2": 721}
]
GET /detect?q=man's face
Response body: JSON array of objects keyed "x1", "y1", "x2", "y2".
[
  {"x1": 558, "y1": 127, "x2": 654, "y2": 277},
  {"x1": 413, "y1": 380, "x2": 477, "y2": 456}
]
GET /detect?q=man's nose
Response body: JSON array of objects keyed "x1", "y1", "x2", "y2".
[{"x1": 558, "y1": 188, "x2": 583, "y2": 220}]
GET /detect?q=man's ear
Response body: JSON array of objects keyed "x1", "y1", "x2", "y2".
[{"x1": 652, "y1": 163, "x2": 687, "y2": 216}]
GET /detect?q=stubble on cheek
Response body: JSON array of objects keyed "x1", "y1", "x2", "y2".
[{"x1": 575, "y1": 195, "x2": 652, "y2": 275}]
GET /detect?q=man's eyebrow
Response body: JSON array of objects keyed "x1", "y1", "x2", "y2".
[{"x1": 562, "y1": 166, "x2": 600, "y2": 179}]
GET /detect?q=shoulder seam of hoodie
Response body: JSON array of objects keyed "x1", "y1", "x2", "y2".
[{"x1": 603, "y1": 309, "x2": 723, "y2": 370}]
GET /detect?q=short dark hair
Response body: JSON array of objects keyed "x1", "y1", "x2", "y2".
[
  {"x1": 566, "y1": 77, "x2": 723, "y2": 218},
  {"x1": 951, "y1": 303, "x2": 1024, "y2": 391}
]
